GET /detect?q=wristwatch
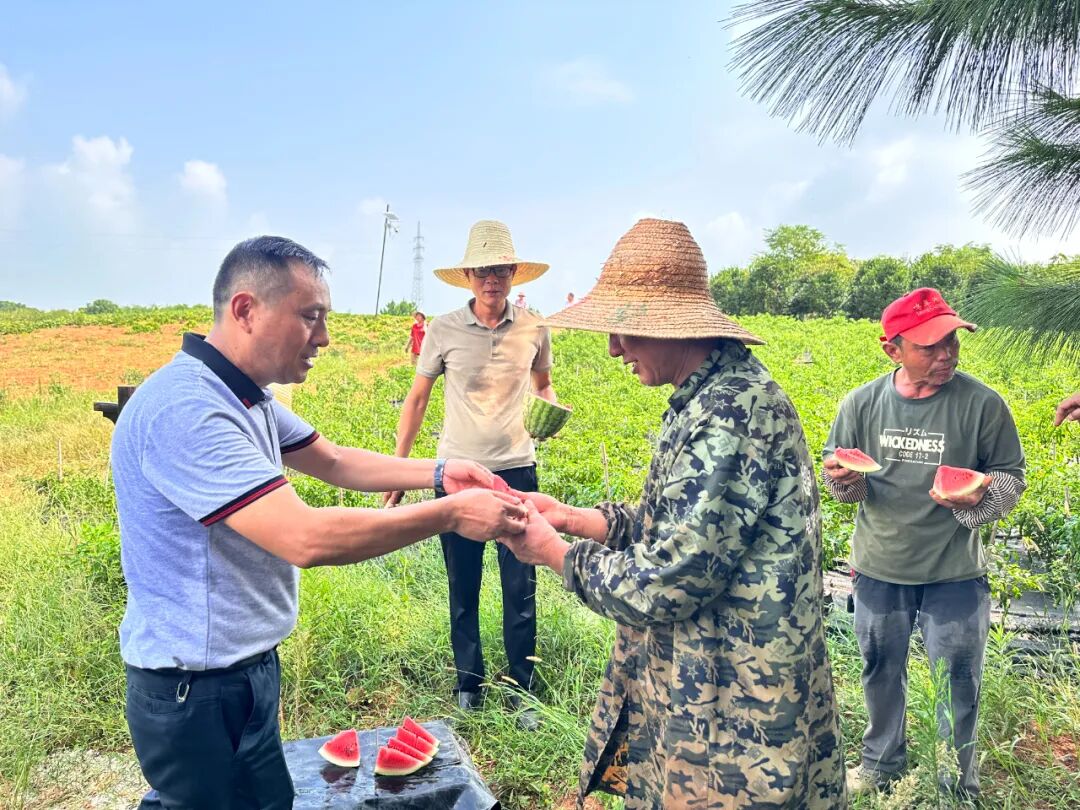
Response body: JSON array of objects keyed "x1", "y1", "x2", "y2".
[{"x1": 433, "y1": 458, "x2": 447, "y2": 496}]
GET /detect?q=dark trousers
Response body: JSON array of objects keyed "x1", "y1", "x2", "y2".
[
  {"x1": 440, "y1": 464, "x2": 538, "y2": 694},
  {"x1": 854, "y1": 573, "x2": 990, "y2": 797},
  {"x1": 125, "y1": 649, "x2": 293, "y2": 810}
]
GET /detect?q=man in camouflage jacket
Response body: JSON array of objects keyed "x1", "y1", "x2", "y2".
[{"x1": 499, "y1": 218, "x2": 846, "y2": 809}]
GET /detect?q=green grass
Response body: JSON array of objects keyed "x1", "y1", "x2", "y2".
[{"x1": 1, "y1": 313, "x2": 1078, "y2": 808}]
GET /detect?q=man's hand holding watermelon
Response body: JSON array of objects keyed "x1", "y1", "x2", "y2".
[{"x1": 823, "y1": 453, "x2": 867, "y2": 486}]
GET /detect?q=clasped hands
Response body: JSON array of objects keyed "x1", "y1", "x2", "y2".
[{"x1": 381, "y1": 460, "x2": 571, "y2": 566}]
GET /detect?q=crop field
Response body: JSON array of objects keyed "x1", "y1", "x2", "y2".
[{"x1": 1, "y1": 307, "x2": 1078, "y2": 808}]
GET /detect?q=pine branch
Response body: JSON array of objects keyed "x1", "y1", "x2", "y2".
[
  {"x1": 966, "y1": 89, "x2": 1080, "y2": 237},
  {"x1": 729, "y1": 0, "x2": 1080, "y2": 143},
  {"x1": 963, "y1": 254, "x2": 1080, "y2": 365}
]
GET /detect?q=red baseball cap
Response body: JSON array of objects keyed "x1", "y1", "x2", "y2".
[{"x1": 879, "y1": 287, "x2": 976, "y2": 345}]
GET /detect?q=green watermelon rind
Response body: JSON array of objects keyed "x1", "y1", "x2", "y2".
[{"x1": 523, "y1": 393, "x2": 572, "y2": 440}]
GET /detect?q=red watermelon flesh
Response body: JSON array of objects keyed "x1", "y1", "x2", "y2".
[
  {"x1": 387, "y1": 734, "x2": 431, "y2": 764},
  {"x1": 395, "y1": 727, "x2": 437, "y2": 759},
  {"x1": 374, "y1": 745, "x2": 425, "y2": 776},
  {"x1": 933, "y1": 466, "x2": 989, "y2": 499},
  {"x1": 402, "y1": 717, "x2": 439, "y2": 749},
  {"x1": 318, "y1": 729, "x2": 360, "y2": 768},
  {"x1": 833, "y1": 447, "x2": 882, "y2": 473}
]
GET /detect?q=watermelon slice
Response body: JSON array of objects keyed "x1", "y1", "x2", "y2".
[
  {"x1": 933, "y1": 466, "x2": 990, "y2": 499},
  {"x1": 402, "y1": 717, "x2": 439, "y2": 750},
  {"x1": 387, "y1": 734, "x2": 432, "y2": 764},
  {"x1": 374, "y1": 745, "x2": 425, "y2": 776},
  {"x1": 832, "y1": 448, "x2": 882, "y2": 473},
  {"x1": 318, "y1": 729, "x2": 360, "y2": 768},
  {"x1": 395, "y1": 727, "x2": 437, "y2": 760}
]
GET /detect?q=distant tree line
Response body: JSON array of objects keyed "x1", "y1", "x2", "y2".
[{"x1": 709, "y1": 225, "x2": 996, "y2": 319}]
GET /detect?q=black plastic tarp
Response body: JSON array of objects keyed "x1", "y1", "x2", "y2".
[{"x1": 286, "y1": 720, "x2": 499, "y2": 809}]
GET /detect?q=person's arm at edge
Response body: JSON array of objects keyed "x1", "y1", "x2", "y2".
[
  {"x1": 225, "y1": 483, "x2": 526, "y2": 568},
  {"x1": 532, "y1": 368, "x2": 556, "y2": 403}
]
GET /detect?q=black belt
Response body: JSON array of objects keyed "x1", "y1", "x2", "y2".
[{"x1": 140, "y1": 648, "x2": 272, "y2": 677}]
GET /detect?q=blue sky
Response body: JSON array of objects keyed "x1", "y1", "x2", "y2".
[{"x1": 3, "y1": 2, "x2": 1079, "y2": 316}]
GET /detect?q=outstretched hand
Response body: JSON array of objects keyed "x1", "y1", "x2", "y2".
[
  {"x1": 823, "y1": 453, "x2": 863, "y2": 486},
  {"x1": 449, "y1": 489, "x2": 528, "y2": 541},
  {"x1": 930, "y1": 475, "x2": 992, "y2": 510},
  {"x1": 1055, "y1": 392, "x2": 1080, "y2": 427},
  {"x1": 443, "y1": 459, "x2": 499, "y2": 494},
  {"x1": 508, "y1": 488, "x2": 571, "y2": 533},
  {"x1": 497, "y1": 500, "x2": 571, "y2": 572}
]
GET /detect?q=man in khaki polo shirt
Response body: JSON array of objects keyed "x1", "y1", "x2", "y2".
[{"x1": 385, "y1": 220, "x2": 558, "y2": 728}]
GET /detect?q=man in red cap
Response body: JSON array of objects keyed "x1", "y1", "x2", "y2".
[{"x1": 822, "y1": 287, "x2": 1026, "y2": 801}]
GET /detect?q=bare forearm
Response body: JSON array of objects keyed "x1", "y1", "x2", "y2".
[
  {"x1": 319, "y1": 447, "x2": 436, "y2": 492},
  {"x1": 302, "y1": 499, "x2": 452, "y2": 566},
  {"x1": 394, "y1": 397, "x2": 427, "y2": 457},
  {"x1": 565, "y1": 506, "x2": 609, "y2": 543},
  {"x1": 534, "y1": 384, "x2": 556, "y2": 403}
]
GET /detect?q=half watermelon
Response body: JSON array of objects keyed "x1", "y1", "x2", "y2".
[
  {"x1": 933, "y1": 466, "x2": 990, "y2": 499},
  {"x1": 374, "y1": 745, "x2": 425, "y2": 777},
  {"x1": 318, "y1": 729, "x2": 360, "y2": 768},
  {"x1": 833, "y1": 447, "x2": 882, "y2": 473}
]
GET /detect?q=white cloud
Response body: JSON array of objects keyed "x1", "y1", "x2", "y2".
[
  {"x1": 46, "y1": 135, "x2": 136, "y2": 230},
  {"x1": 707, "y1": 211, "x2": 749, "y2": 239},
  {"x1": 767, "y1": 179, "x2": 811, "y2": 207},
  {"x1": 705, "y1": 210, "x2": 758, "y2": 265},
  {"x1": 179, "y1": 159, "x2": 227, "y2": 204},
  {"x1": 0, "y1": 64, "x2": 28, "y2": 120},
  {"x1": 0, "y1": 154, "x2": 25, "y2": 226},
  {"x1": 545, "y1": 58, "x2": 634, "y2": 105},
  {"x1": 867, "y1": 137, "x2": 916, "y2": 201}
]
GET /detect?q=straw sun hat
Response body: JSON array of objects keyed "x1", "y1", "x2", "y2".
[
  {"x1": 434, "y1": 220, "x2": 549, "y2": 289},
  {"x1": 545, "y1": 218, "x2": 763, "y2": 343}
]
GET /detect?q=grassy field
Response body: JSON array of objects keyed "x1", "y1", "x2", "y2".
[{"x1": 0, "y1": 308, "x2": 1077, "y2": 808}]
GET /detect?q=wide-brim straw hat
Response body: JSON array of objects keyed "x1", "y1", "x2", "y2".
[
  {"x1": 434, "y1": 220, "x2": 549, "y2": 289},
  {"x1": 545, "y1": 218, "x2": 764, "y2": 343}
]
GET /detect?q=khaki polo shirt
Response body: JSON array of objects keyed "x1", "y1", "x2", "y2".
[{"x1": 417, "y1": 300, "x2": 553, "y2": 471}]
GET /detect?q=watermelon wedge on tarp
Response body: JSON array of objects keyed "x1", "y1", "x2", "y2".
[
  {"x1": 318, "y1": 729, "x2": 360, "y2": 768},
  {"x1": 833, "y1": 447, "x2": 882, "y2": 473},
  {"x1": 933, "y1": 466, "x2": 989, "y2": 499},
  {"x1": 374, "y1": 745, "x2": 425, "y2": 776},
  {"x1": 387, "y1": 734, "x2": 431, "y2": 764},
  {"x1": 395, "y1": 727, "x2": 437, "y2": 760},
  {"x1": 402, "y1": 717, "x2": 439, "y2": 750}
]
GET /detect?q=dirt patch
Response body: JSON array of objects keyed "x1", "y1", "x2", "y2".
[
  {"x1": 1049, "y1": 733, "x2": 1079, "y2": 771},
  {"x1": 0, "y1": 324, "x2": 190, "y2": 395},
  {"x1": 16, "y1": 748, "x2": 145, "y2": 809}
]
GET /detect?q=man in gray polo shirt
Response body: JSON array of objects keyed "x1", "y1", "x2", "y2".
[
  {"x1": 385, "y1": 220, "x2": 558, "y2": 727},
  {"x1": 112, "y1": 236, "x2": 527, "y2": 809}
]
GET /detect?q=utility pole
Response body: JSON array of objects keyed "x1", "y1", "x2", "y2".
[
  {"x1": 411, "y1": 222, "x2": 424, "y2": 311},
  {"x1": 374, "y1": 204, "x2": 399, "y2": 315}
]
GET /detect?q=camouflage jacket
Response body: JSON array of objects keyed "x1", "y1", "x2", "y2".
[{"x1": 562, "y1": 343, "x2": 847, "y2": 809}]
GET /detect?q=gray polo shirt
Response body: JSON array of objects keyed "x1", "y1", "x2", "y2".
[
  {"x1": 417, "y1": 300, "x2": 552, "y2": 472},
  {"x1": 112, "y1": 333, "x2": 319, "y2": 670}
]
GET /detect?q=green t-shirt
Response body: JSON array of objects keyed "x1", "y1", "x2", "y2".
[{"x1": 824, "y1": 370, "x2": 1025, "y2": 585}]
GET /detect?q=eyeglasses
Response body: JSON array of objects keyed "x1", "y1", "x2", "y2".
[{"x1": 471, "y1": 265, "x2": 515, "y2": 279}]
